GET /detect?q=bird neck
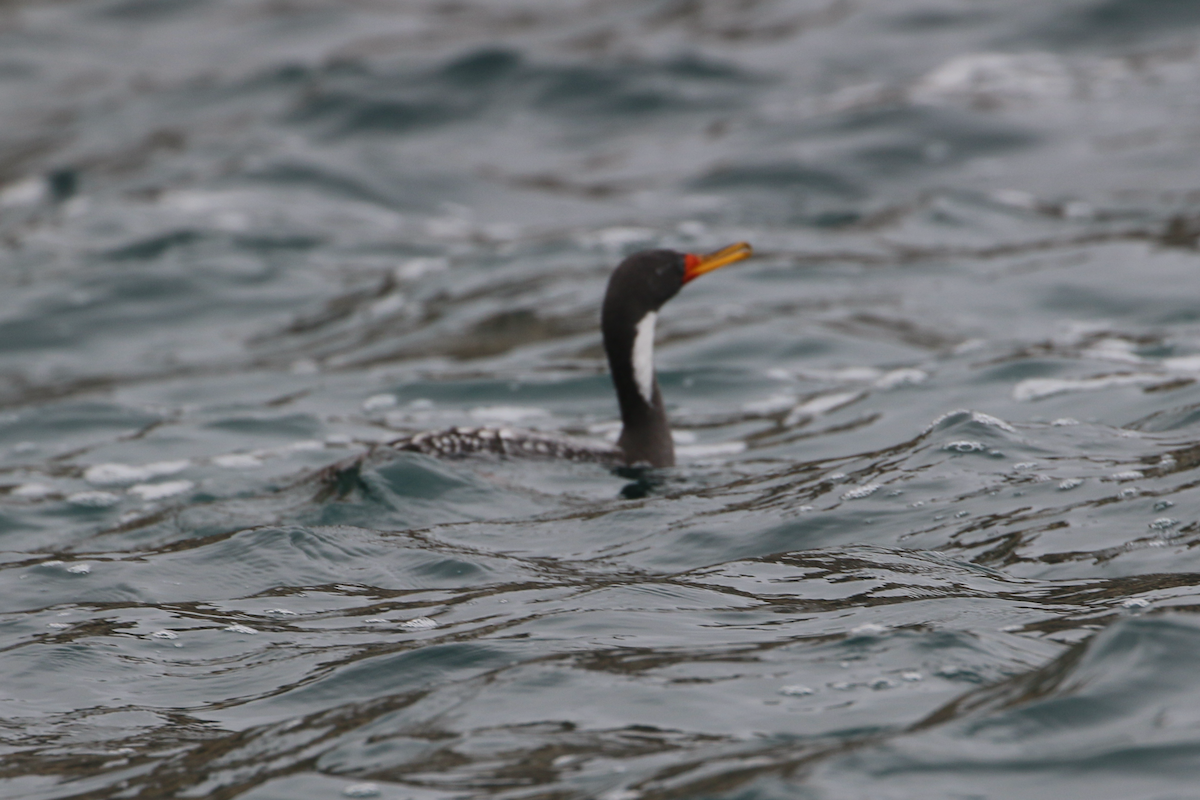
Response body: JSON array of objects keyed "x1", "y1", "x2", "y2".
[{"x1": 603, "y1": 310, "x2": 675, "y2": 467}]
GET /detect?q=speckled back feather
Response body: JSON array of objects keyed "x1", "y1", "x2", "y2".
[{"x1": 391, "y1": 426, "x2": 623, "y2": 463}]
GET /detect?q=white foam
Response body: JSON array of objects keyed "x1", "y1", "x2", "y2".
[
  {"x1": 875, "y1": 368, "x2": 928, "y2": 389},
  {"x1": 1083, "y1": 338, "x2": 1142, "y2": 364},
  {"x1": 362, "y1": 393, "x2": 398, "y2": 411},
  {"x1": 84, "y1": 460, "x2": 190, "y2": 486},
  {"x1": 676, "y1": 441, "x2": 746, "y2": 458},
  {"x1": 12, "y1": 482, "x2": 54, "y2": 499},
  {"x1": 468, "y1": 405, "x2": 550, "y2": 424},
  {"x1": 66, "y1": 563, "x2": 91, "y2": 575},
  {"x1": 399, "y1": 617, "x2": 438, "y2": 630},
  {"x1": 128, "y1": 480, "x2": 194, "y2": 500},
  {"x1": 1014, "y1": 374, "x2": 1159, "y2": 401},
  {"x1": 912, "y1": 52, "x2": 1074, "y2": 106},
  {"x1": 0, "y1": 176, "x2": 48, "y2": 207},
  {"x1": 793, "y1": 367, "x2": 882, "y2": 383},
  {"x1": 1163, "y1": 355, "x2": 1200, "y2": 372},
  {"x1": 224, "y1": 624, "x2": 258, "y2": 634},
  {"x1": 395, "y1": 257, "x2": 449, "y2": 281},
  {"x1": 742, "y1": 393, "x2": 797, "y2": 414},
  {"x1": 213, "y1": 454, "x2": 263, "y2": 469},
  {"x1": 367, "y1": 293, "x2": 405, "y2": 319},
  {"x1": 841, "y1": 484, "x2": 881, "y2": 500},
  {"x1": 785, "y1": 392, "x2": 862, "y2": 425},
  {"x1": 579, "y1": 226, "x2": 656, "y2": 252},
  {"x1": 67, "y1": 491, "x2": 121, "y2": 508}
]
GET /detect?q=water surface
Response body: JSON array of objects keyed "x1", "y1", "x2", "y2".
[{"x1": 3, "y1": 1, "x2": 1200, "y2": 798}]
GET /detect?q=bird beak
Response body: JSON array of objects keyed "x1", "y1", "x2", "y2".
[{"x1": 683, "y1": 242, "x2": 753, "y2": 283}]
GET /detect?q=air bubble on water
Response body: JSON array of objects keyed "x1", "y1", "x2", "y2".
[
  {"x1": 151, "y1": 630, "x2": 179, "y2": 639},
  {"x1": 1149, "y1": 518, "x2": 1179, "y2": 531},
  {"x1": 829, "y1": 681, "x2": 856, "y2": 691},
  {"x1": 47, "y1": 622, "x2": 70, "y2": 629},
  {"x1": 955, "y1": 511, "x2": 969, "y2": 518},
  {"x1": 828, "y1": 472, "x2": 847, "y2": 481},
  {"x1": 1110, "y1": 471, "x2": 1144, "y2": 481},
  {"x1": 1154, "y1": 500, "x2": 1174, "y2": 511},
  {"x1": 1122, "y1": 598, "x2": 1151, "y2": 609},
  {"x1": 1013, "y1": 462, "x2": 1038, "y2": 471},
  {"x1": 908, "y1": 500, "x2": 925, "y2": 508},
  {"x1": 264, "y1": 608, "x2": 297, "y2": 616},
  {"x1": 779, "y1": 684, "x2": 815, "y2": 696},
  {"x1": 224, "y1": 624, "x2": 257, "y2": 634},
  {"x1": 342, "y1": 783, "x2": 381, "y2": 798},
  {"x1": 1120, "y1": 488, "x2": 1141, "y2": 498},
  {"x1": 850, "y1": 623, "x2": 887, "y2": 636},
  {"x1": 901, "y1": 672, "x2": 923, "y2": 682},
  {"x1": 1051, "y1": 418, "x2": 1080, "y2": 426},
  {"x1": 870, "y1": 678, "x2": 897, "y2": 690},
  {"x1": 944, "y1": 440, "x2": 986, "y2": 453},
  {"x1": 363, "y1": 617, "x2": 387, "y2": 624},
  {"x1": 66, "y1": 564, "x2": 91, "y2": 575},
  {"x1": 1058, "y1": 479, "x2": 1083, "y2": 491},
  {"x1": 400, "y1": 617, "x2": 438, "y2": 629}
]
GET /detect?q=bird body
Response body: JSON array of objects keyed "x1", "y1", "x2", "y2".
[{"x1": 392, "y1": 242, "x2": 752, "y2": 467}]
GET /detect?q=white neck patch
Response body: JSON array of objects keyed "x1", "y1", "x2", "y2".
[{"x1": 632, "y1": 311, "x2": 657, "y2": 405}]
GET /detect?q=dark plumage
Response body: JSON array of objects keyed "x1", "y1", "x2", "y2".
[{"x1": 392, "y1": 242, "x2": 752, "y2": 467}]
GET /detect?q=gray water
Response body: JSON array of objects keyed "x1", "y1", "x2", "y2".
[{"x1": 4, "y1": 1, "x2": 1200, "y2": 798}]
